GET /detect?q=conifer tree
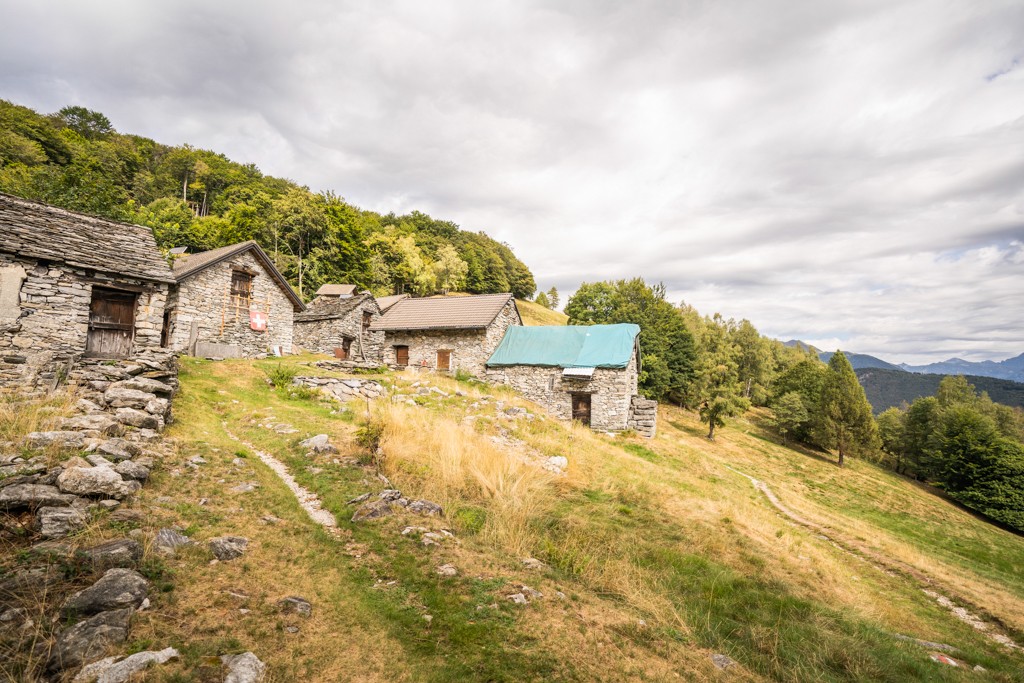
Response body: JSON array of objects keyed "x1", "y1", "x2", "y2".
[{"x1": 814, "y1": 351, "x2": 879, "y2": 466}]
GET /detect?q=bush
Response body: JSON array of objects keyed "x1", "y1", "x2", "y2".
[
  {"x1": 453, "y1": 506, "x2": 488, "y2": 535},
  {"x1": 264, "y1": 363, "x2": 297, "y2": 388}
]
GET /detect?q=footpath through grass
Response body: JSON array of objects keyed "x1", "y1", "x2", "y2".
[{"x1": 131, "y1": 356, "x2": 1024, "y2": 682}]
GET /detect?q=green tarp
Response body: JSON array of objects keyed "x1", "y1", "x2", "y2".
[{"x1": 486, "y1": 323, "x2": 640, "y2": 369}]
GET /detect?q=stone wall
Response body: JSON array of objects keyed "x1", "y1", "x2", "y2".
[
  {"x1": 627, "y1": 396, "x2": 658, "y2": 438},
  {"x1": 0, "y1": 253, "x2": 169, "y2": 389},
  {"x1": 167, "y1": 251, "x2": 295, "y2": 358},
  {"x1": 380, "y1": 299, "x2": 520, "y2": 377},
  {"x1": 293, "y1": 298, "x2": 384, "y2": 362},
  {"x1": 292, "y1": 376, "x2": 386, "y2": 401},
  {"x1": 485, "y1": 353, "x2": 645, "y2": 432}
]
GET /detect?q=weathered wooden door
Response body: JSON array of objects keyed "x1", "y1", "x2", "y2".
[
  {"x1": 395, "y1": 345, "x2": 409, "y2": 366},
  {"x1": 334, "y1": 338, "x2": 352, "y2": 360},
  {"x1": 86, "y1": 288, "x2": 137, "y2": 358},
  {"x1": 436, "y1": 349, "x2": 451, "y2": 371},
  {"x1": 571, "y1": 393, "x2": 591, "y2": 427}
]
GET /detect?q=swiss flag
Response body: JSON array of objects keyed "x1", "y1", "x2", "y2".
[{"x1": 250, "y1": 310, "x2": 268, "y2": 331}]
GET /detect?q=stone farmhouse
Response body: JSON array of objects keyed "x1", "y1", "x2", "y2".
[
  {"x1": 167, "y1": 241, "x2": 305, "y2": 358},
  {"x1": 0, "y1": 193, "x2": 175, "y2": 389},
  {"x1": 293, "y1": 291, "x2": 384, "y2": 361},
  {"x1": 485, "y1": 323, "x2": 658, "y2": 436},
  {"x1": 370, "y1": 293, "x2": 521, "y2": 376},
  {"x1": 375, "y1": 293, "x2": 409, "y2": 314}
]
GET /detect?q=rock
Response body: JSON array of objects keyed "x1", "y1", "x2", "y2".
[
  {"x1": 299, "y1": 434, "x2": 337, "y2": 454},
  {"x1": 46, "y1": 608, "x2": 132, "y2": 674},
  {"x1": 504, "y1": 406, "x2": 527, "y2": 417},
  {"x1": 72, "y1": 646, "x2": 179, "y2": 683},
  {"x1": 109, "y1": 509, "x2": 143, "y2": 524},
  {"x1": 62, "y1": 568, "x2": 149, "y2": 617},
  {"x1": 520, "y1": 585, "x2": 543, "y2": 599},
  {"x1": 711, "y1": 653, "x2": 736, "y2": 670},
  {"x1": 86, "y1": 454, "x2": 114, "y2": 468},
  {"x1": 57, "y1": 466, "x2": 133, "y2": 499},
  {"x1": 112, "y1": 460, "x2": 150, "y2": 482},
  {"x1": 346, "y1": 492, "x2": 371, "y2": 505},
  {"x1": 116, "y1": 377, "x2": 174, "y2": 396},
  {"x1": 422, "y1": 532, "x2": 444, "y2": 547},
  {"x1": 544, "y1": 456, "x2": 568, "y2": 473},
  {"x1": 64, "y1": 456, "x2": 93, "y2": 469},
  {"x1": 407, "y1": 499, "x2": 443, "y2": 516},
  {"x1": 154, "y1": 528, "x2": 192, "y2": 555},
  {"x1": 929, "y1": 652, "x2": 959, "y2": 667},
  {"x1": 221, "y1": 652, "x2": 266, "y2": 683},
  {"x1": 113, "y1": 408, "x2": 160, "y2": 430},
  {"x1": 508, "y1": 593, "x2": 528, "y2": 605},
  {"x1": 75, "y1": 398, "x2": 105, "y2": 414},
  {"x1": 95, "y1": 439, "x2": 138, "y2": 462},
  {"x1": 60, "y1": 414, "x2": 123, "y2": 436},
  {"x1": 352, "y1": 499, "x2": 396, "y2": 521},
  {"x1": 98, "y1": 499, "x2": 120, "y2": 510},
  {"x1": 38, "y1": 506, "x2": 87, "y2": 538},
  {"x1": 103, "y1": 386, "x2": 156, "y2": 409},
  {"x1": 25, "y1": 430, "x2": 86, "y2": 451},
  {"x1": 279, "y1": 596, "x2": 312, "y2": 617},
  {"x1": 0, "y1": 483, "x2": 77, "y2": 509},
  {"x1": 230, "y1": 482, "x2": 259, "y2": 493},
  {"x1": 436, "y1": 564, "x2": 458, "y2": 577},
  {"x1": 81, "y1": 539, "x2": 143, "y2": 570},
  {"x1": 209, "y1": 536, "x2": 249, "y2": 561},
  {"x1": 144, "y1": 397, "x2": 170, "y2": 417},
  {"x1": 379, "y1": 489, "x2": 403, "y2": 501},
  {"x1": 522, "y1": 557, "x2": 546, "y2": 570}
]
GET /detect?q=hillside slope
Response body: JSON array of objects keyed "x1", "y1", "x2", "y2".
[
  {"x1": 516, "y1": 298, "x2": 569, "y2": 326},
  {"x1": 80, "y1": 358, "x2": 1024, "y2": 681},
  {"x1": 857, "y1": 367, "x2": 1024, "y2": 413}
]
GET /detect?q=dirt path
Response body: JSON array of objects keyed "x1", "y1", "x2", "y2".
[
  {"x1": 724, "y1": 464, "x2": 1020, "y2": 651},
  {"x1": 222, "y1": 423, "x2": 340, "y2": 534}
]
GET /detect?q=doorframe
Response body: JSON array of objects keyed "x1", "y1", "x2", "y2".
[{"x1": 570, "y1": 392, "x2": 592, "y2": 427}]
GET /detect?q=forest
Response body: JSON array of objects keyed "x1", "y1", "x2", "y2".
[{"x1": 0, "y1": 100, "x2": 535, "y2": 301}]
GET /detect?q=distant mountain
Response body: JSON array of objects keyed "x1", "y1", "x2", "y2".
[
  {"x1": 898, "y1": 353, "x2": 1024, "y2": 383},
  {"x1": 855, "y1": 368, "x2": 1024, "y2": 414},
  {"x1": 820, "y1": 351, "x2": 905, "y2": 372}
]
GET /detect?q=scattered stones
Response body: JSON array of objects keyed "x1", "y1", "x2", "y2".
[
  {"x1": 436, "y1": 564, "x2": 458, "y2": 577},
  {"x1": 352, "y1": 499, "x2": 396, "y2": 522},
  {"x1": 279, "y1": 596, "x2": 312, "y2": 617},
  {"x1": 406, "y1": 499, "x2": 443, "y2": 516},
  {"x1": 230, "y1": 482, "x2": 259, "y2": 493},
  {"x1": 422, "y1": 532, "x2": 445, "y2": 547},
  {"x1": 80, "y1": 539, "x2": 143, "y2": 570},
  {"x1": 221, "y1": 652, "x2": 267, "y2": 683},
  {"x1": 520, "y1": 585, "x2": 543, "y2": 600},
  {"x1": 209, "y1": 536, "x2": 249, "y2": 561},
  {"x1": 299, "y1": 434, "x2": 337, "y2": 454},
  {"x1": 37, "y1": 506, "x2": 87, "y2": 538},
  {"x1": 508, "y1": 593, "x2": 528, "y2": 605},
  {"x1": 153, "y1": 528, "x2": 192, "y2": 555},
  {"x1": 711, "y1": 653, "x2": 736, "y2": 670},
  {"x1": 47, "y1": 608, "x2": 132, "y2": 674},
  {"x1": 62, "y1": 568, "x2": 149, "y2": 617},
  {"x1": 58, "y1": 466, "x2": 135, "y2": 500}
]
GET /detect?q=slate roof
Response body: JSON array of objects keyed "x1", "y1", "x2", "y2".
[
  {"x1": 375, "y1": 293, "x2": 409, "y2": 313},
  {"x1": 315, "y1": 283, "x2": 356, "y2": 297},
  {"x1": 173, "y1": 241, "x2": 306, "y2": 311},
  {"x1": 487, "y1": 324, "x2": 641, "y2": 369},
  {"x1": 295, "y1": 292, "x2": 378, "y2": 322},
  {"x1": 369, "y1": 293, "x2": 516, "y2": 332},
  {"x1": 0, "y1": 192, "x2": 175, "y2": 283}
]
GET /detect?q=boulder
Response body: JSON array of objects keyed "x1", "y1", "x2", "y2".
[
  {"x1": 153, "y1": 528, "x2": 192, "y2": 555},
  {"x1": 38, "y1": 506, "x2": 87, "y2": 538},
  {"x1": 351, "y1": 499, "x2": 395, "y2": 522},
  {"x1": 112, "y1": 460, "x2": 150, "y2": 482},
  {"x1": 24, "y1": 430, "x2": 86, "y2": 451},
  {"x1": 103, "y1": 387, "x2": 155, "y2": 410},
  {"x1": 46, "y1": 608, "x2": 132, "y2": 674},
  {"x1": 73, "y1": 646, "x2": 179, "y2": 683},
  {"x1": 80, "y1": 539, "x2": 143, "y2": 571},
  {"x1": 406, "y1": 499, "x2": 443, "y2": 516},
  {"x1": 57, "y1": 466, "x2": 133, "y2": 500},
  {"x1": 299, "y1": 434, "x2": 337, "y2": 454},
  {"x1": 113, "y1": 408, "x2": 161, "y2": 430},
  {"x1": 60, "y1": 414, "x2": 123, "y2": 436},
  {"x1": 0, "y1": 483, "x2": 77, "y2": 509},
  {"x1": 209, "y1": 536, "x2": 249, "y2": 561},
  {"x1": 221, "y1": 652, "x2": 267, "y2": 683},
  {"x1": 62, "y1": 568, "x2": 149, "y2": 617}
]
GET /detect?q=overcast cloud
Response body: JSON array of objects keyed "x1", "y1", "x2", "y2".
[{"x1": 1, "y1": 0, "x2": 1022, "y2": 364}]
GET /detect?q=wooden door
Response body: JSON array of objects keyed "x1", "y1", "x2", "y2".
[
  {"x1": 334, "y1": 338, "x2": 352, "y2": 360},
  {"x1": 395, "y1": 345, "x2": 409, "y2": 366},
  {"x1": 571, "y1": 393, "x2": 591, "y2": 427},
  {"x1": 436, "y1": 349, "x2": 451, "y2": 371},
  {"x1": 86, "y1": 288, "x2": 137, "y2": 359}
]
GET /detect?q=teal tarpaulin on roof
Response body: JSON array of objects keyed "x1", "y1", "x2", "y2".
[{"x1": 486, "y1": 324, "x2": 640, "y2": 369}]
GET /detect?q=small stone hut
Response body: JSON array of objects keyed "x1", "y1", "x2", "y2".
[
  {"x1": 485, "y1": 323, "x2": 658, "y2": 436},
  {"x1": 167, "y1": 241, "x2": 305, "y2": 357},
  {"x1": 293, "y1": 291, "x2": 384, "y2": 361},
  {"x1": 0, "y1": 193, "x2": 175, "y2": 388},
  {"x1": 308, "y1": 283, "x2": 356, "y2": 304},
  {"x1": 370, "y1": 293, "x2": 521, "y2": 376}
]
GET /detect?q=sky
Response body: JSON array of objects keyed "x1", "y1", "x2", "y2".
[{"x1": 1, "y1": 0, "x2": 1022, "y2": 364}]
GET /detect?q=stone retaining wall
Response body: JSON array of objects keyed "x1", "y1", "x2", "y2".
[{"x1": 293, "y1": 376, "x2": 386, "y2": 401}]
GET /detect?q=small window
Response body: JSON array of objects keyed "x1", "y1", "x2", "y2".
[
  {"x1": 230, "y1": 271, "x2": 253, "y2": 314},
  {"x1": 395, "y1": 345, "x2": 409, "y2": 367},
  {"x1": 362, "y1": 311, "x2": 373, "y2": 332}
]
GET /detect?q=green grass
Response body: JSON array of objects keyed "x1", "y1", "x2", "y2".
[{"x1": 516, "y1": 298, "x2": 569, "y2": 326}]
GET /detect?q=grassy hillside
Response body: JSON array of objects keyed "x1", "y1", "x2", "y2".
[
  {"x1": 857, "y1": 367, "x2": 1024, "y2": 413},
  {"x1": 15, "y1": 357, "x2": 1024, "y2": 681},
  {"x1": 516, "y1": 298, "x2": 569, "y2": 326}
]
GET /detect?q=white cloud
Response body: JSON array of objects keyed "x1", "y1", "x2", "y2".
[{"x1": 1, "y1": 0, "x2": 1022, "y2": 364}]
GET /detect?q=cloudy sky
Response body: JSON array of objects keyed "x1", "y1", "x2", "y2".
[{"x1": 2, "y1": 1, "x2": 1022, "y2": 363}]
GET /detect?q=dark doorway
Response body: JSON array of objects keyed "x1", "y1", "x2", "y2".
[
  {"x1": 334, "y1": 338, "x2": 353, "y2": 360},
  {"x1": 436, "y1": 349, "x2": 451, "y2": 371},
  {"x1": 395, "y1": 345, "x2": 409, "y2": 367},
  {"x1": 86, "y1": 287, "x2": 137, "y2": 358},
  {"x1": 571, "y1": 393, "x2": 592, "y2": 427}
]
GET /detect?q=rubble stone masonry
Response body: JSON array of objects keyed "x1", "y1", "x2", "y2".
[{"x1": 293, "y1": 298, "x2": 384, "y2": 362}]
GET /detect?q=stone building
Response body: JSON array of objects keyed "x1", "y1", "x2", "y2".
[
  {"x1": 0, "y1": 193, "x2": 175, "y2": 389},
  {"x1": 293, "y1": 291, "x2": 384, "y2": 361},
  {"x1": 307, "y1": 283, "x2": 356, "y2": 306},
  {"x1": 485, "y1": 323, "x2": 658, "y2": 436},
  {"x1": 167, "y1": 241, "x2": 305, "y2": 358},
  {"x1": 375, "y1": 293, "x2": 408, "y2": 314},
  {"x1": 370, "y1": 293, "x2": 521, "y2": 377}
]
